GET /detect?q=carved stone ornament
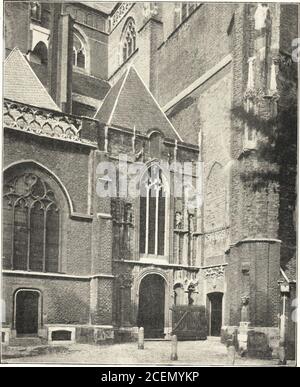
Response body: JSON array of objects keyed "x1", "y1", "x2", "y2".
[
  {"x1": 241, "y1": 295, "x2": 250, "y2": 305},
  {"x1": 183, "y1": 278, "x2": 199, "y2": 293},
  {"x1": 3, "y1": 100, "x2": 92, "y2": 144},
  {"x1": 143, "y1": 3, "x2": 159, "y2": 20},
  {"x1": 254, "y1": 4, "x2": 270, "y2": 31},
  {"x1": 204, "y1": 265, "x2": 225, "y2": 279},
  {"x1": 175, "y1": 211, "x2": 183, "y2": 229},
  {"x1": 244, "y1": 87, "x2": 265, "y2": 102},
  {"x1": 241, "y1": 295, "x2": 250, "y2": 322},
  {"x1": 118, "y1": 273, "x2": 133, "y2": 288},
  {"x1": 204, "y1": 266, "x2": 225, "y2": 289},
  {"x1": 110, "y1": 3, "x2": 133, "y2": 30}
]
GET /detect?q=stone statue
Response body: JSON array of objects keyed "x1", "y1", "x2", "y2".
[
  {"x1": 125, "y1": 203, "x2": 133, "y2": 224},
  {"x1": 188, "y1": 213, "x2": 194, "y2": 233},
  {"x1": 241, "y1": 296, "x2": 250, "y2": 322},
  {"x1": 254, "y1": 3, "x2": 270, "y2": 31},
  {"x1": 175, "y1": 211, "x2": 182, "y2": 229},
  {"x1": 187, "y1": 282, "x2": 198, "y2": 305}
]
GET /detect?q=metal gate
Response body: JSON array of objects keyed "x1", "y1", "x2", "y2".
[{"x1": 171, "y1": 305, "x2": 207, "y2": 340}]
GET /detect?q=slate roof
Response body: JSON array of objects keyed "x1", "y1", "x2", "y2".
[
  {"x1": 94, "y1": 66, "x2": 182, "y2": 140},
  {"x1": 4, "y1": 48, "x2": 60, "y2": 111}
]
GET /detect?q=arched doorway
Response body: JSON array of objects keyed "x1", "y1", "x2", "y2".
[
  {"x1": 207, "y1": 292, "x2": 223, "y2": 336},
  {"x1": 137, "y1": 274, "x2": 165, "y2": 338},
  {"x1": 15, "y1": 290, "x2": 40, "y2": 336}
]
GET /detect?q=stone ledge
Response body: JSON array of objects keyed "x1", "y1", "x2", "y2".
[{"x1": 225, "y1": 238, "x2": 282, "y2": 253}]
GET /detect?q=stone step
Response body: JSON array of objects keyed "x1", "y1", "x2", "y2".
[
  {"x1": 9, "y1": 336, "x2": 46, "y2": 347},
  {"x1": 207, "y1": 336, "x2": 222, "y2": 342}
]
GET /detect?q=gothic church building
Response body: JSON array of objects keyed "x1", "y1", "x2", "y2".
[{"x1": 2, "y1": 2, "x2": 297, "y2": 356}]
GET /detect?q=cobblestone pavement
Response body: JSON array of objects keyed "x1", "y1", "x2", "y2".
[{"x1": 3, "y1": 338, "x2": 289, "y2": 366}]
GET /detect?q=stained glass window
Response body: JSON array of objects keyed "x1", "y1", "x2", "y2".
[
  {"x1": 3, "y1": 173, "x2": 60, "y2": 272},
  {"x1": 139, "y1": 166, "x2": 167, "y2": 256}
]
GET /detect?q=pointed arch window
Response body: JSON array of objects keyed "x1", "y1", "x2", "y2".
[
  {"x1": 121, "y1": 18, "x2": 136, "y2": 63},
  {"x1": 3, "y1": 173, "x2": 60, "y2": 272},
  {"x1": 139, "y1": 165, "x2": 167, "y2": 256},
  {"x1": 73, "y1": 33, "x2": 86, "y2": 70}
]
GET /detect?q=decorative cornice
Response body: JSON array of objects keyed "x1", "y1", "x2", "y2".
[
  {"x1": 114, "y1": 259, "x2": 200, "y2": 271},
  {"x1": 226, "y1": 238, "x2": 282, "y2": 253},
  {"x1": 3, "y1": 99, "x2": 96, "y2": 147},
  {"x1": 244, "y1": 88, "x2": 279, "y2": 102},
  {"x1": 109, "y1": 2, "x2": 134, "y2": 32}
]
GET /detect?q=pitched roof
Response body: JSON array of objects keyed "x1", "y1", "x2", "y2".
[
  {"x1": 4, "y1": 48, "x2": 60, "y2": 111},
  {"x1": 281, "y1": 256, "x2": 296, "y2": 283},
  {"x1": 94, "y1": 66, "x2": 182, "y2": 140}
]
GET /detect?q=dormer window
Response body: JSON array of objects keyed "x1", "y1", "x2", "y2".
[
  {"x1": 121, "y1": 18, "x2": 136, "y2": 63},
  {"x1": 30, "y1": 2, "x2": 41, "y2": 21}
]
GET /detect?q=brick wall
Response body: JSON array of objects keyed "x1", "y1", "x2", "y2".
[
  {"x1": 155, "y1": 3, "x2": 235, "y2": 107},
  {"x1": 277, "y1": 5, "x2": 298, "y2": 271},
  {"x1": 5, "y1": 1, "x2": 30, "y2": 55},
  {"x1": 279, "y1": 4, "x2": 298, "y2": 54},
  {"x1": 226, "y1": 241, "x2": 281, "y2": 327},
  {"x1": 4, "y1": 130, "x2": 91, "y2": 214},
  {"x1": 225, "y1": 4, "x2": 296, "y2": 328},
  {"x1": 3, "y1": 130, "x2": 93, "y2": 276},
  {"x1": 108, "y1": 4, "x2": 144, "y2": 81},
  {"x1": 72, "y1": 22, "x2": 109, "y2": 80},
  {"x1": 3, "y1": 275, "x2": 91, "y2": 326},
  {"x1": 166, "y1": 60, "x2": 233, "y2": 267}
]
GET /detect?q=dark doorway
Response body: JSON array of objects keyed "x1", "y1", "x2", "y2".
[
  {"x1": 137, "y1": 274, "x2": 165, "y2": 338},
  {"x1": 16, "y1": 291, "x2": 40, "y2": 335},
  {"x1": 208, "y1": 292, "x2": 223, "y2": 336}
]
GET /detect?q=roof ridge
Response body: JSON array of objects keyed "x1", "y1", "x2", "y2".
[
  {"x1": 130, "y1": 64, "x2": 183, "y2": 142},
  {"x1": 4, "y1": 47, "x2": 20, "y2": 63},
  {"x1": 94, "y1": 64, "x2": 182, "y2": 141},
  {"x1": 93, "y1": 67, "x2": 128, "y2": 120},
  {"x1": 107, "y1": 66, "x2": 131, "y2": 126}
]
